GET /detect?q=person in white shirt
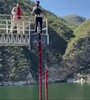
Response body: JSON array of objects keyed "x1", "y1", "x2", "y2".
[{"x1": 32, "y1": 1, "x2": 43, "y2": 33}]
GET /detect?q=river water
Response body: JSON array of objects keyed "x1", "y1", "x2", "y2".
[{"x1": 0, "y1": 83, "x2": 90, "y2": 100}]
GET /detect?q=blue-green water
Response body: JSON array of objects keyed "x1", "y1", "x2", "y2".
[{"x1": 0, "y1": 83, "x2": 90, "y2": 100}]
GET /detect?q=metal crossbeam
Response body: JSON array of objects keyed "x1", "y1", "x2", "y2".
[{"x1": 0, "y1": 34, "x2": 30, "y2": 46}]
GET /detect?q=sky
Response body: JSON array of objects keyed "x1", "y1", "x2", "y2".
[{"x1": 32, "y1": 0, "x2": 90, "y2": 19}]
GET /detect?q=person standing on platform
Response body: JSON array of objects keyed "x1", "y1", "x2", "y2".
[
  {"x1": 10, "y1": 3, "x2": 23, "y2": 34},
  {"x1": 31, "y1": 1, "x2": 43, "y2": 33}
]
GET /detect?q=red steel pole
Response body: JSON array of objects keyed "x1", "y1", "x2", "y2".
[
  {"x1": 45, "y1": 66, "x2": 48, "y2": 100},
  {"x1": 39, "y1": 33, "x2": 43, "y2": 100}
]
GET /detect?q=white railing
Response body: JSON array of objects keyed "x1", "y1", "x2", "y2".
[
  {"x1": 0, "y1": 14, "x2": 48, "y2": 46},
  {"x1": 0, "y1": 20, "x2": 30, "y2": 34},
  {"x1": 0, "y1": 15, "x2": 48, "y2": 34}
]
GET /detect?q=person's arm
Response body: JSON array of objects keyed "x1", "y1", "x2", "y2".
[
  {"x1": 11, "y1": 7, "x2": 15, "y2": 19},
  {"x1": 11, "y1": 7, "x2": 16, "y2": 15},
  {"x1": 31, "y1": 7, "x2": 35, "y2": 15}
]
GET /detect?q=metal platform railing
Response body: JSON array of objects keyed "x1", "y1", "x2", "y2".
[{"x1": 0, "y1": 14, "x2": 48, "y2": 47}]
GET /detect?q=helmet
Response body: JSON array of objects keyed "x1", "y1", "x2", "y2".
[{"x1": 36, "y1": 0, "x2": 40, "y2": 4}]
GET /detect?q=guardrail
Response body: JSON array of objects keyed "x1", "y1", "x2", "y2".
[
  {"x1": 0, "y1": 14, "x2": 48, "y2": 34},
  {"x1": 0, "y1": 14, "x2": 48, "y2": 46}
]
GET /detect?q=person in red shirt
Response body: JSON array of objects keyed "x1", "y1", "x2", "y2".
[
  {"x1": 10, "y1": 3, "x2": 23, "y2": 34},
  {"x1": 16, "y1": 3, "x2": 22, "y2": 20}
]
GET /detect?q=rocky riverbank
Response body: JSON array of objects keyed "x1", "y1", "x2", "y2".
[
  {"x1": 0, "y1": 80, "x2": 36, "y2": 86},
  {"x1": 67, "y1": 73, "x2": 90, "y2": 84}
]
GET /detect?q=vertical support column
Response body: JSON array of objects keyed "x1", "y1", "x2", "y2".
[
  {"x1": 23, "y1": 21, "x2": 25, "y2": 34},
  {"x1": 46, "y1": 19, "x2": 48, "y2": 35},
  {"x1": 29, "y1": 21, "x2": 31, "y2": 43},
  {"x1": 39, "y1": 33, "x2": 43, "y2": 100},
  {"x1": 46, "y1": 19, "x2": 49, "y2": 45},
  {"x1": 45, "y1": 65, "x2": 48, "y2": 100},
  {"x1": 28, "y1": 21, "x2": 31, "y2": 49},
  {"x1": 6, "y1": 20, "x2": 8, "y2": 33}
]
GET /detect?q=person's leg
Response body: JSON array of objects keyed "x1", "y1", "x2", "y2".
[
  {"x1": 39, "y1": 17, "x2": 43, "y2": 33},
  {"x1": 10, "y1": 20, "x2": 15, "y2": 33},
  {"x1": 17, "y1": 19, "x2": 21, "y2": 34},
  {"x1": 35, "y1": 17, "x2": 38, "y2": 33}
]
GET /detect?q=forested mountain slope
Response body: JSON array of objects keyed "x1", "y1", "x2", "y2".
[{"x1": 0, "y1": 0, "x2": 89, "y2": 83}]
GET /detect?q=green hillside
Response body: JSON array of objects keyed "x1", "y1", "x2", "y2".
[
  {"x1": 61, "y1": 21, "x2": 90, "y2": 79},
  {"x1": 0, "y1": 0, "x2": 89, "y2": 84},
  {"x1": 0, "y1": 0, "x2": 74, "y2": 83},
  {"x1": 63, "y1": 15, "x2": 86, "y2": 29}
]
